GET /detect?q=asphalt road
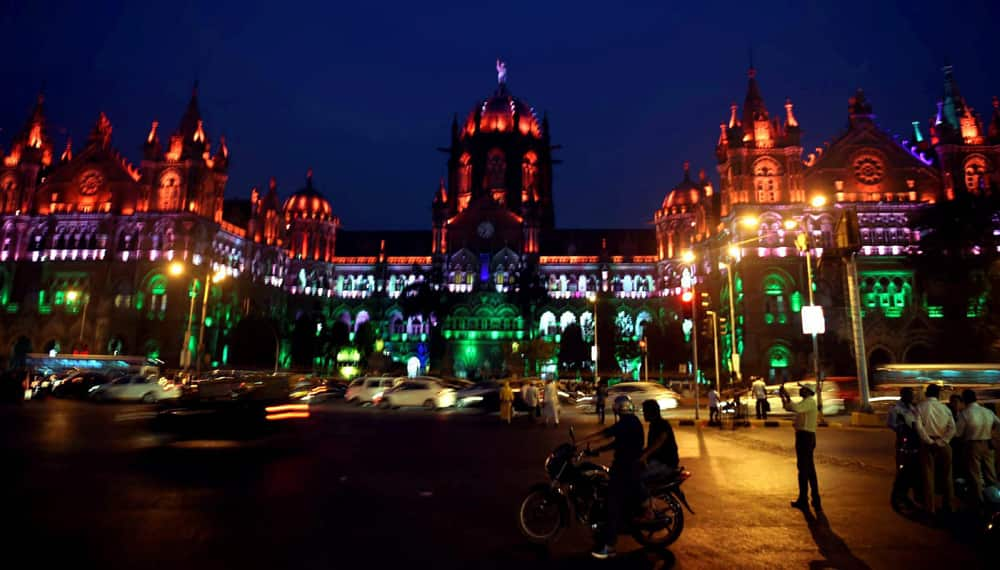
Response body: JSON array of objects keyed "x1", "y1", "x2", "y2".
[{"x1": 1, "y1": 400, "x2": 989, "y2": 569}]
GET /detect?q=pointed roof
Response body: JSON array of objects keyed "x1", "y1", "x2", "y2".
[
  {"x1": 177, "y1": 81, "x2": 203, "y2": 140},
  {"x1": 940, "y1": 64, "x2": 966, "y2": 131},
  {"x1": 989, "y1": 96, "x2": 1000, "y2": 144},
  {"x1": 742, "y1": 67, "x2": 768, "y2": 127}
]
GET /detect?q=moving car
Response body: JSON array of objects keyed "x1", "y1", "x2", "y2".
[
  {"x1": 52, "y1": 372, "x2": 111, "y2": 399},
  {"x1": 298, "y1": 378, "x2": 348, "y2": 402},
  {"x1": 750, "y1": 382, "x2": 845, "y2": 417},
  {"x1": 604, "y1": 381, "x2": 681, "y2": 411},
  {"x1": 455, "y1": 379, "x2": 536, "y2": 412},
  {"x1": 89, "y1": 374, "x2": 179, "y2": 403},
  {"x1": 345, "y1": 377, "x2": 400, "y2": 404},
  {"x1": 378, "y1": 378, "x2": 457, "y2": 410}
]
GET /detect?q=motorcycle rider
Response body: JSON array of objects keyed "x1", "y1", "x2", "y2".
[{"x1": 579, "y1": 394, "x2": 645, "y2": 559}]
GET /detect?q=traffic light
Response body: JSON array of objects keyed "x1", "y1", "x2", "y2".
[{"x1": 681, "y1": 290, "x2": 693, "y2": 303}]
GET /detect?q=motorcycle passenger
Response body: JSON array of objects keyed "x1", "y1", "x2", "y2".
[
  {"x1": 580, "y1": 394, "x2": 645, "y2": 559},
  {"x1": 639, "y1": 399, "x2": 679, "y2": 481}
]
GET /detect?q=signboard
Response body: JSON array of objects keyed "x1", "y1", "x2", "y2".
[{"x1": 801, "y1": 305, "x2": 826, "y2": 335}]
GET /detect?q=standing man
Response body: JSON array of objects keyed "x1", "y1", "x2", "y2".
[
  {"x1": 780, "y1": 383, "x2": 821, "y2": 511},
  {"x1": 915, "y1": 383, "x2": 956, "y2": 515},
  {"x1": 543, "y1": 378, "x2": 561, "y2": 427},
  {"x1": 707, "y1": 386, "x2": 720, "y2": 425},
  {"x1": 752, "y1": 376, "x2": 768, "y2": 420},
  {"x1": 596, "y1": 379, "x2": 609, "y2": 424},
  {"x1": 888, "y1": 387, "x2": 920, "y2": 511},
  {"x1": 522, "y1": 381, "x2": 539, "y2": 424},
  {"x1": 499, "y1": 381, "x2": 514, "y2": 425},
  {"x1": 956, "y1": 389, "x2": 999, "y2": 504}
]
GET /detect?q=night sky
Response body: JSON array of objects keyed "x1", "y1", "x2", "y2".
[{"x1": 3, "y1": 1, "x2": 999, "y2": 230}]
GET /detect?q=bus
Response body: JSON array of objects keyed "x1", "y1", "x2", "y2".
[
  {"x1": 26, "y1": 353, "x2": 162, "y2": 379},
  {"x1": 872, "y1": 363, "x2": 1000, "y2": 404}
]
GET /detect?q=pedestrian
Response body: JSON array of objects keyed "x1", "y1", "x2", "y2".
[
  {"x1": 499, "y1": 381, "x2": 514, "y2": 424},
  {"x1": 639, "y1": 399, "x2": 679, "y2": 480},
  {"x1": 543, "y1": 378, "x2": 560, "y2": 427},
  {"x1": 915, "y1": 383, "x2": 957, "y2": 515},
  {"x1": 752, "y1": 376, "x2": 768, "y2": 420},
  {"x1": 780, "y1": 382, "x2": 821, "y2": 511},
  {"x1": 578, "y1": 395, "x2": 645, "y2": 559},
  {"x1": 888, "y1": 387, "x2": 920, "y2": 511},
  {"x1": 522, "y1": 381, "x2": 539, "y2": 423},
  {"x1": 596, "y1": 379, "x2": 609, "y2": 424},
  {"x1": 708, "y1": 387, "x2": 720, "y2": 425},
  {"x1": 956, "y1": 389, "x2": 999, "y2": 504}
]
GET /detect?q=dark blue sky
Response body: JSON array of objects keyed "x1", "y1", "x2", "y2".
[{"x1": 3, "y1": 1, "x2": 998, "y2": 229}]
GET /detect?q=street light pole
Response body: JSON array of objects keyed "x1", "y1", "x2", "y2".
[
  {"x1": 706, "y1": 310, "x2": 721, "y2": 394},
  {"x1": 721, "y1": 260, "x2": 741, "y2": 385},
  {"x1": 195, "y1": 265, "x2": 226, "y2": 377},
  {"x1": 589, "y1": 294, "x2": 599, "y2": 386},
  {"x1": 804, "y1": 245, "x2": 824, "y2": 421},
  {"x1": 78, "y1": 294, "x2": 89, "y2": 344}
]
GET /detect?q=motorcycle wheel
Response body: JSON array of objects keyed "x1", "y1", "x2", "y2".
[
  {"x1": 518, "y1": 485, "x2": 567, "y2": 544},
  {"x1": 632, "y1": 493, "x2": 684, "y2": 548}
]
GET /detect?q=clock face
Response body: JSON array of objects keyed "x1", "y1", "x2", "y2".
[
  {"x1": 477, "y1": 221, "x2": 495, "y2": 239},
  {"x1": 78, "y1": 170, "x2": 105, "y2": 196}
]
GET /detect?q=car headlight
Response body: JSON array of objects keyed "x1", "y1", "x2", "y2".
[
  {"x1": 459, "y1": 395, "x2": 483, "y2": 405},
  {"x1": 656, "y1": 397, "x2": 678, "y2": 410},
  {"x1": 88, "y1": 385, "x2": 102, "y2": 393}
]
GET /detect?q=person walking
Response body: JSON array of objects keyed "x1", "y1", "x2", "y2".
[
  {"x1": 596, "y1": 379, "x2": 609, "y2": 424},
  {"x1": 707, "y1": 387, "x2": 720, "y2": 425},
  {"x1": 752, "y1": 376, "x2": 769, "y2": 420},
  {"x1": 888, "y1": 387, "x2": 920, "y2": 511},
  {"x1": 780, "y1": 383, "x2": 821, "y2": 511},
  {"x1": 915, "y1": 383, "x2": 957, "y2": 515},
  {"x1": 499, "y1": 381, "x2": 514, "y2": 424},
  {"x1": 543, "y1": 378, "x2": 560, "y2": 427},
  {"x1": 522, "y1": 381, "x2": 539, "y2": 423},
  {"x1": 956, "y1": 389, "x2": 999, "y2": 505}
]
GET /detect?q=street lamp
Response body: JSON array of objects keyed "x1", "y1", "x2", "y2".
[
  {"x1": 588, "y1": 293, "x2": 599, "y2": 385},
  {"x1": 66, "y1": 290, "x2": 90, "y2": 346},
  {"x1": 196, "y1": 269, "x2": 228, "y2": 377},
  {"x1": 717, "y1": 257, "x2": 741, "y2": 386},
  {"x1": 167, "y1": 263, "x2": 198, "y2": 371},
  {"x1": 638, "y1": 337, "x2": 648, "y2": 382},
  {"x1": 168, "y1": 261, "x2": 228, "y2": 376},
  {"x1": 705, "y1": 310, "x2": 722, "y2": 394}
]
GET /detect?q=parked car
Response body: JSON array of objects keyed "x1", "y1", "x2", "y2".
[
  {"x1": 345, "y1": 377, "x2": 400, "y2": 404},
  {"x1": 52, "y1": 372, "x2": 110, "y2": 399},
  {"x1": 378, "y1": 378, "x2": 457, "y2": 410},
  {"x1": 90, "y1": 374, "x2": 180, "y2": 403}
]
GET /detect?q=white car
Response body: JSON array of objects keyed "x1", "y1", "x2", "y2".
[
  {"x1": 378, "y1": 379, "x2": 457, "y2": 410},
  {"x1": 607, "y1": 382, "x2": 681, "y2": 411},
  {"x1": 89, "y1": 374, "x2": 179, "y2": 403},
  {"x1": 345, "y1": 377, "x2": 400, "y2": 404}
]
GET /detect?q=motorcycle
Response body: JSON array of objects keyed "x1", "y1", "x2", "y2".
[{"x1": 518, "y1": 427, "x2": 694, "y2": 548}]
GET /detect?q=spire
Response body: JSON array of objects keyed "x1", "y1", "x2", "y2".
[
  {"x1": 718, "y1": 123, "x2": 729, "y2": 147},
  {"x1": 496, "y1": 58, "x2": 508, "y2": 86},
  {"x1": 87, "y1": 113, "x2": 113, "y2": 149},
  {"x1": 941, "y1": 64, "x2": 965, "y2": 130},
  {"x1": 177, "y1": 80, "x2": 204, "y2": 141},
  {"x1": 60, "y1": 136, "x2": 72, "y2": 162},
  {"x1": 728, "y1": 103, "x2": 739, "y2": 128},
  {"x1": 988, "y1": 96, "x2": 1000, "y2": 142},
  {"x1": 742, "y1": 66, "x2": 767, "y2": 127},
  {"x1": 21, "y1": 90, "x2": 48, "y2": 150},
  {"x1": 436, "y1": 178, "x2": 448, "y2": 203},
  {"x1": 912, "y1": 121, "x2": 925, "y2": 143},
  {"x1": 784, "y1": 97, "x2": 799, "y2": 128},
  {"x1": 306, "y1": 168, "x2": 314, "y2": 190},
  {"x1": 146, "y1": 120, "x2": 159, "y2": 144},
  {"x1": 682, "y1": 161, "x2": 692, "y2": 182}
]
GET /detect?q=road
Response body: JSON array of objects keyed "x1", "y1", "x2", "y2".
[{"x1": 1, "y1": 399, "x2": 989, "y2": 569}]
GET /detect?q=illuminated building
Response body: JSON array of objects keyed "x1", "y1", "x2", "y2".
[{"x1": 2, "y1": 64, "x2": 999, "y2": 380}]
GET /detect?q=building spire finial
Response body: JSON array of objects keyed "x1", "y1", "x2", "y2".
[{"x1": 496, "y1": 58, "x2": 507, "y2": 85}]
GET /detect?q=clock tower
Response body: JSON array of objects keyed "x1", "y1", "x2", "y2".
[{"x1": 432, "y1": 61, "x2": 552, "y2": 258}]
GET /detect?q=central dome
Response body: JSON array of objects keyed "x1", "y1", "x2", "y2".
[
  {"x1": 464, "y1": 85, "x2": 542, "y2": 138},
  {"x1": 283, "y1": 170, "x2": 333, "y2": 221}
]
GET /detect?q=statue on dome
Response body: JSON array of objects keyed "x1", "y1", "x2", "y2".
[{"x1": 496, "y1": 59, "x2": 507, "y2": 85}]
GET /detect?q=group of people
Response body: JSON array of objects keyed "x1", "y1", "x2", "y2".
[
  {"x1": 579, "y1": 395, "x2": 680, "y2": 559},
  {"x1": 889, "y1": 384, "x2": 1000, "y2": 516},
  {"x1": 498, "y1": 378, "x2": 561, "y2": 427}
]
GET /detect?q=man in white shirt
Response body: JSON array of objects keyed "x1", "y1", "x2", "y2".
[
  {"x1": 781, "y1": 383, "x2": 820, "y2": 511},
  {"x1": 707, "y1": 388, "x2": 720, "y2": 425},
  {"x1": 751, "y1": 377, "x2": 769, "y2": 419},
  {"x1": 915, "y1": 384, "x2": 957, "y2": 514},
  {"x1": 956, "y1": 389, "x2": 999, "y2": 503},
  {"x1": 522, "y1": 382, "x2": 539, "y2": 423}
]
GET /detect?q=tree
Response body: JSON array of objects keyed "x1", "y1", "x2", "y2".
[
  {"x1": 228, "y1": 317, "x2": 281, "y2": 370},
  {"x1": 355, "y1": 320, "x2": 377, "y2": 360},
  {"x1": 290, "y1": 313, "x2": 319, "y2": 369},
  {"x1": 400, "y1": 279, "x2": 454, "y2": 372},
  {"x1": 558, "y1": 323, "x2": 590, "y2": 373}
]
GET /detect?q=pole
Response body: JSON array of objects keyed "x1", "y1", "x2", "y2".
[
  {"x1": 708, "y1": 311, "x2": 721, "y2": 394},
  {"x1": 692, "y1": 282, "x2": 700, "y2": 421},
  {"x1": 195, "y1": 266, "x2": 212, "y2": 377},
  {"x1": 846, "y1": 252, "x2": 872, "y2": 412},
  {"x1": 181, "y1": 283, "x2": 197, "y2": 369},
  {"x1": 593, "y1": 297, "x2": 599, "y2": 386},
  {"x1": 643, "y1": 343, "x2": 649, "y2": 383},
  {"x1": 805, "y1": 249, "x2": 824, "y2": 423},
  {"x1": 725, "y1": 263, "x2": 741, "y2": 385},
  {"x1": 78, "y1": 295, "x2": 89, "y2": 343}
]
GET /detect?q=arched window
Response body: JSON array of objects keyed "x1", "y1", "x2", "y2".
[
  {"x1": 539, "y1": 311, "x2": 557, "y2": 336},
  {"x1": 486, "y1": 148, "x2": 506, "y2": 189},
  {"x1": 762, "y1": 272, "x2": 789, "y2": 325},
  {"x1": 158, "y1": 170, "x2": 182, "y2": 211},
  {"x1": 521, "y1": 151, "x2": 538, "y2": 202},
  {"x1": 559, "y1": 311, "x2": 577, "y2": 331},
  {"x1": 753, "y1": 157, "x2": 781, "y2": 203},
  {"x1": 148, "y1": 274, "x2": 168, "y2": 315},
  {"x1": 964, "y1": 155, "x2": 988, "y2": 193}
]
